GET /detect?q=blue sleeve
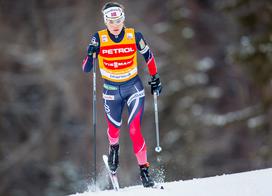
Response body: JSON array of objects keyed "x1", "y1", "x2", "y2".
[
  {"x1": 135, "y1": 31, "x2": 158, "y2": 76},
  {"x1": 82, "y1": 32, "x2": 100, "y2": 73},
  {"x1": 135, "y1": 32, "x2": 153, "y2": 63}
]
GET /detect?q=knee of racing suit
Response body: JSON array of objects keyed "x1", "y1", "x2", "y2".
[{"x1": 106, "y1": 117, "x2": 121, "y2": 145}]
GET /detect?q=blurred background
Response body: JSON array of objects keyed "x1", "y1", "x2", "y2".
[{"x1": 0, "y1": 0, "x2": 272, "y2": 195}]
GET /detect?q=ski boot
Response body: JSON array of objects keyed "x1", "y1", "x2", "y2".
[
  {"x1": 139, "y1": 162, "x2": 155, "y2": 187},
  {"x1": 108, "y1": 144, "x2": 119, "y2": 173}
]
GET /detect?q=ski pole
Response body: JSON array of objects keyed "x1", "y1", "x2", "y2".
[
  {"x1": 92, "y1": 52, "x2": 97, "y2": 189},
  {"x1": 153, "y1": 91, "x2": 162, "y2": 153}
]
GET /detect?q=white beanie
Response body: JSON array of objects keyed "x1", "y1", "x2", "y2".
[{"x1": 103, "y1": 6, "x2": 125, "y2": 23}]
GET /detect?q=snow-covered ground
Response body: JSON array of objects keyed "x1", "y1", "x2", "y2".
[{"x1": 70, "y1": 168, "x2": 272, "y2": 196}]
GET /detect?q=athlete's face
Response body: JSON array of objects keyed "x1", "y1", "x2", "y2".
[{"x1": 105, "y1": 19, "x2": 124, "y2": 36}]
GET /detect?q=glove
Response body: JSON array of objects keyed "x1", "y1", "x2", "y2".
[
  {"x1": 148, "y1": 73, "x2": 162, "y2": 95},
  {"x1": 87, "y1": 41, "x2": 99, "y2": 57}
]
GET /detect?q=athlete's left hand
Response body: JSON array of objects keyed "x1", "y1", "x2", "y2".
[{"x1": 148, "y1": 73, "x2": 162, "y2": 95}]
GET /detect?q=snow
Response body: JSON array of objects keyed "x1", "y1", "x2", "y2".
[{"x1": 69, "y1": 168, "x2": 272, "y2": 196}]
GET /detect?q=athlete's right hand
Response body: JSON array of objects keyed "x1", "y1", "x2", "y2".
[{"x1": 87, "y1": 41, "x2": 99, "y2": 56}]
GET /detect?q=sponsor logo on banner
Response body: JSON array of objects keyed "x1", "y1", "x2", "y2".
[
  {"x1": 110, "y1": 72, "x2": 131, "y2": 79},
  {"x1": 127, "y1": 33, "x2": 133, "y2": 39},
  {"x1": 100, "y1": 67, "x2": 138, "y2": 81},
  {"x1": 103, "y1": 94, "x2": 115, "y2": 100},
  {"x1": 103, "y1": 84, "x2": 118, "y2": 90},
  {"x1": 102, "y1": 35, "x2": 108, "y2": 42},
  {"x1": 102, "y1": 47, "x2": 134, "y2": 55},
  {"x1": 103, "y1": 56, "x2": 134, "y2": 69},
  {"x1": 100, "y1": 44, "x2": 136, "y2": 58}
]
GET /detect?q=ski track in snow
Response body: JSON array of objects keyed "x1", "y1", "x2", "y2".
[{"x1": 69, "y1": 168, "x2": 272, "y2": 196}]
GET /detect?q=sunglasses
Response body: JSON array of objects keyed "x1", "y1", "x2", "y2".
[{"x1": 106, "y1": 17, "x2": 124, "y2": 25}]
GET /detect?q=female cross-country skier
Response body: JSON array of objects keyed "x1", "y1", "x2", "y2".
[{"x1": 82, "y1": 2, "x2": 162, "y2": 187}]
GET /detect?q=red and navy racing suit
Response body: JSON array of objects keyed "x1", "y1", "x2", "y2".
[{"x1": 82, "y1": 28, "x2": 158, "y2": 165}]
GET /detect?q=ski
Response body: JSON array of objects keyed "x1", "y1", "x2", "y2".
[{"x1": 102, "y1": 155, "x2": 120, "y2": 191}]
